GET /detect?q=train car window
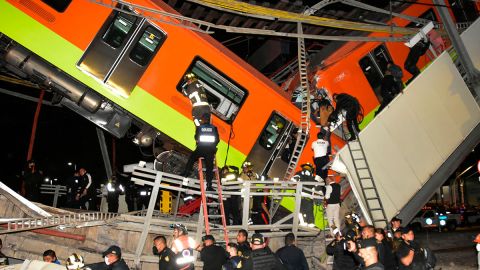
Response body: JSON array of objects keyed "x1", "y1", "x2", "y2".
[
  {"x1": 178, "y1": 58, "x2": 248, "y2": 123},
  {"x1": 259, "y1": 113, "x2": 287, "y2": 150},
  {"x1": 41, "y1": 0, "x2": 71, "y2": 12},
  {"x1": 448, "y1": 0, "x2": 478, "y2": 23},
  {"x1": 102, "y1": 13, "x2": 137, "y2": 49},
  {"x1": 359, "y1": 44, "x2": 393, "y2": 101},
  {"x1": 406, "y1": 9, "x2": 438, "y2": 28},
  {"x1": 129, "y1": 26, "x2": 165, "y2": 66}
]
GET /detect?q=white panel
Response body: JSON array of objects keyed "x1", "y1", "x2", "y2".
[
  {"x1": 360, "y1": 121, "x2": 421, "y2": 217},
  {"x1": 402, "y1": 56, "x2": 463, "y2": 160},
  {"x1": 339, "y1": 24, "x2": 480, "y2": 222},
  {"x1": 379, "y1": 94, "x2": 442, "y2": 185},
  {"x1": 461, "y1": 18, "x2": 480, "y2": 70}
]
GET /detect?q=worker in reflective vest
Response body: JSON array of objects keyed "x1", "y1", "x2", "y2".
[
  {"x1": 182, "y1": 116, "x2": 219, "y2": 192},
  {"x1": 170, "y1": 224, "x2": 197, "y2": 270},
  {"x1": 182, "y1": 73, "x2": 211, "y2": 127}
]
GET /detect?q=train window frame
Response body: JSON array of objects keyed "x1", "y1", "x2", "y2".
[
  {"x1": 258, "y1": 113, "x2": 287, "y2": 151},
  {"x1": 41, "y1": 0, "x2": 72, "y2": 13},
  {"x1": 129, "y1": 26, "x2": 166, "y2": 66},
  {"x1": 102, "y1": 12, "x2": 138, "y2": 49},
  {"x1": 359, "y1": 44, "x2": 393, "y2": 101},
  {"x1": 177, "y1": 57, "x2": 249, "y2": 124}
]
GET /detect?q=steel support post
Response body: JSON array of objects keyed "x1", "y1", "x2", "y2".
[
  {"x1": 96, "y1": 128, "x2": 113, "y2": 179},
  {"x1": 433, "y1": 0, "x2": 480, "y2": 97},
  {"x1": 134, "y1": 172, "x2": 162, "y2": 269},
  {"x1": 292, "y1": 183, "x2": 302, "y2": 235},
  {"x1": 242, "y1": 182, "x2": 251, "y2": 229}
]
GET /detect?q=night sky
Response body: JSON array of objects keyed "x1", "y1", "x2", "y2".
[{"x1": 0, "y1": 85, "x2": 148, "y2": 192}]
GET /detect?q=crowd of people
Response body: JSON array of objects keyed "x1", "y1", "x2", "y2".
[{"x1": 326, "y1": 214, "x2": 437, "y2": 270}]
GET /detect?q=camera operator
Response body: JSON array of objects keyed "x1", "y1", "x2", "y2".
[{"x1": 326, "y1": 227, "x2": 357, "y2": 270}]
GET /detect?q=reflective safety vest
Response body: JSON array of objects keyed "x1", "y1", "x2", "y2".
[{"x1": 172, "y1": 236, "x2": 196, "y2": 270}]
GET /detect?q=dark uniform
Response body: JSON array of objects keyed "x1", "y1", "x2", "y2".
[
  {"x1": 329, "y1": 93, "x2": 361, "y2": 141},
  {"x1": 183, "y1": 123, "x2": 219, "y2": 190},
  {"x1": 404, "y1": 39, "x2": 430, "y2": 82},
  {"x1": 376, "y1": 73, "x2": 400, "y2": 116},
  {"x1": 326, "y1": 239, "x2": 357, "y2": 270},
  {"x1": 106, "y1": 179, "x2": 124, "y2": 213},
  {"x1": 294, "y1": 164, "x2": 315, "y2": 224},
  {"x1": 22, "y1": 161, "x2": 42, "y2": 202},
  {"x1": 365, "y1": 262, "x2": 385, "y2": 270},
  {"x1": 65, "y1": 172, "x2": 82, "y2": 208},
  {"x1": 223, "y1": 256, "x2": 243, "y2": 270},
  {"x1": 237, "y1": 242, "x2": 251, "y2": 259},
  {"x1": 243, "y1": 248, "x2": 286, "y2": 270},
  {"x1": 158, "y1": 247, "x2": 176, "y2": 270},
  {"x1": 182, "y1": 75, "x2": 211, "y2": 127},
  {"x1": 396, "y1": 240, "x2": 426, "y2": 270},
  {"x1": 200, "y1": 244, "x2": 228, "y2": 270},
  {"x1": 276, "y1": 245, "x2": 309, "y2": 270}
]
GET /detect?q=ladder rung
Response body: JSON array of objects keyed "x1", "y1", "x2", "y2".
[
  {"x1": 360, "y1": 177, "x2": 373, "y2": 180},
  {"x1": 366, "y1": 197, "x2": 378, "y2": 200},
  {"x1": 208, "y1": 215, "x2": 223, "y2": 218},
  {"x1": 353, "y1": 158, "x2": 365, "y2": 161},
  {"x1": 370, "y1": 208, "x2": 383, "y2": 211},
  {"x1": 363, "y1": 187, "x2": 375, "y2": 190},
  {"x1": 356, "y1": 167, "x2": 368, "y2": 170},
  {"x1": 351, "y1": 149, "x2": 362, "y2": 151},
  {"x1": 373, "y1": 219, "x2": 388, "y2": 222},
  {"x1": 207, "y1": 202, "x2": 220, "y2": 206}
]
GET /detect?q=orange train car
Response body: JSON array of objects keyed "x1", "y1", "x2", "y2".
[
  {"x1": 0, "y1": 0, "x2": 328, "y2": 179},
  {"x1": 284, "y1": 0, "x2": 478, "y2": 128}
]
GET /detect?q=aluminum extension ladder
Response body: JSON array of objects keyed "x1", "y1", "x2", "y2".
[
  {"x1": 197, "y1": 158, "x2": 229, "y2": 245},
  {"x1": 346, "y1": 137, "x2": 388, "y2": 228},
  {"x1": 283, "y1": 22, "x2": 312, "y2": 182}
]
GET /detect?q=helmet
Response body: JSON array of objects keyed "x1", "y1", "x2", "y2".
[
  {"x1": 242, "y1": 161, "x2": 253, "y2": 169},
  {"x1": 301, "y1": 163, "x2": 314, "y2": 173},
  {"x1": 171, "y1": 223, "x2": 188, "y2": 235},
  {"x1": 184, "y1": 73, "x2": 197, "y2": 83},
  {"x1": 66, "y1": 253, "x2": 84, "y2": 270}
]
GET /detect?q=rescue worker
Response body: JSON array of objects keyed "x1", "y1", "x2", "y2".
[
  {"x1": 404, "y1": 36, "x2": 430, "y2": 84},
  {"x1": 182, "y1": 73, "x2": 211, "y2": 127},
  {"x1": 243, "y1": 233, "x2": 286, "y2": 270},
  {"x1": 106, "y1": 175, "x2": 124, "y2": 213},
  {"x1": 102, "y1": 245, "x2": 129, "y2": 270},
  {"x1": 66, "y1": 253, "x2": 88, "y2": 270},
  {"x1": 275, "y1": 233, "x2": 309, "y2": 270},
  {"x1": 357, "y1": 238, "x2": 384, "y2": 270},
  {"x1": 153, "y1": 235, "x2": 176, "y2": 270},
  {"x1": 375, "y1": 68, "x2": 401, "y2": 116},
  {"x1": 329, "y1": 93, "x2": 362, "y2": 141},
  {"x1": 396, "y1": 227, "x2": 428, "y2": 270},
  {"x1": 374, "y1": 228, "x2": 397, "y2": 270},
  {"x1": 236, "y1": 229, "x2": 251, "y2": 259},
  {"x1": 199, "y1": 235, "x2": 228, "y2": 270},
  {"x1": 223, "y1": 243, "x2": 243, "y2": 270},
  {"x1": 387, "y1": 217, "x2": 402, "y2": 239},
  {"x1": 183, "y1": 114, "x2": 219, "y2": 192},
  {"x1": 171, "y1": 224, "x2": 197, "y2": 270},
  {"x1": 239, "y1": 162, "x2": 258, "y2": 181},
  {"x1": 311, "y1": 131, "x2": 329, "y2": 182}
]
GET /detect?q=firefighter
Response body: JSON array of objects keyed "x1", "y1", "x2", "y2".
[
  {"x1": 221, "y1": 165, "x2": 241, "y2": 225},
  {"x1": 292, "y1": 163, "x2": 316, "y2": 226},
  {"x1": 171, "y1": 224, "x2": 197, "y2": 270},
  {"x1": 183, "y1": 115, "x2": 219, "y2": 192},
  {"x1": 182, "y1": 73, "x2": 211, "y2": 127}
]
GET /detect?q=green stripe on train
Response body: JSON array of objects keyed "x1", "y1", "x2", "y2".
[{"x1": 0, "y1": 1, "x2": 245, "y2": 167}]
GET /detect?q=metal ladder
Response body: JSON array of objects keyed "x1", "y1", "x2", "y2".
[
  {"x1": 346, "y1": 138, "x2": 388, "y2": 228},
  {"x1": 0, "y1": 212, "x2": 118, "y2": 234},
  {"x1": 283, "y1": 22, "x2": 312, "y2": 182},
  {"x1": 197, "y1": 158, "x2": 229, "y2": 245}
]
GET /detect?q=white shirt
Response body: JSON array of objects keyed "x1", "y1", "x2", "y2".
[
  {"x1": 312, "y1": 139, "x2": 329, "y2": 158},
  {"x1": 476, "y1": 243, "x2": 480, "y2": 252},
  {"x1": 325, "y1": 184, "x2": 333, "y2": 200}
]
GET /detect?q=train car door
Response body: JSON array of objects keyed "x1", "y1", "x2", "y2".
[
  {"x1": 359, "y1": 44, "x2": 393, "y2": 102},
  {"x1": 78, "y1": 8, "x2": 166, "y2": 97},
  {"x1": 246, "y1": 112, "x2": 296, "y2": 178}
]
